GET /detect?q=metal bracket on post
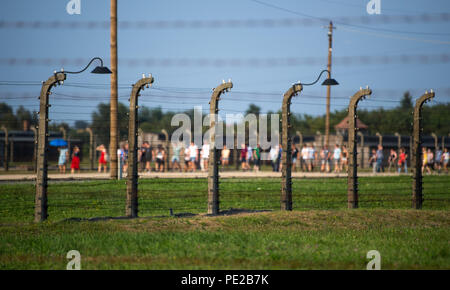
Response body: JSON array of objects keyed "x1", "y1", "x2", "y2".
[
  {"x1": 1, "y1": 126, "x2": 8, "y2": 171},
  {"x1": 35, "y1": 72, "x2": 66, "y2": 222},
  {"x1": 412, "y1": 90, "x2": 435, "y2": 209},
  {"x1": 281, "y1": 84, "x2": 302, "y2": 211},
  {"x1": 347, "y1": 87, "x2": 372, "y2": 209},
  {"x1": 126, "y1": 74, "x2": 154, "y2": 218},
  {"x1": 208, "y1": 79, "x2": 233, "y2": 215}
]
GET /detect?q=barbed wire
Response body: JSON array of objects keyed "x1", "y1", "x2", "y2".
[
  {"x1": 0, "y1": 13, "x2": 449, "y2": 30},
  {"x1": 1, "y1": 53, "x2": 450, "y2": 68}
]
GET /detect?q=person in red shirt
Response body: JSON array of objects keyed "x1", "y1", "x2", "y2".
[
  {"x1": 240, "y1": 143, "x2": 248, "y2": 171},
  {"x1": 397, "y1": 147, "x2": 408, "y2": 173},
  {"x1": 70, "y1": 146, "x2": 80, "y2": 174}
]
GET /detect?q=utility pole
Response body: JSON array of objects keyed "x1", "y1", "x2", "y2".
[
  {"x1": 324, "y1": 21, "x2": 335, "y2": 149},
  {"x1": 110, "y1": 0, "x2": 119, "y2": 179},
  {"x1": 126, "y1": 74, "x2": 154, "y2": 218}
]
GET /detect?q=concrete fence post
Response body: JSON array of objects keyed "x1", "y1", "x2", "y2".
[
  {"x1": 296, "y1": 131, "x2": 303, "y2": 171},
  {"x1": 394, "y1": 132, "x2": 401, "y2": 154},
  {"x1": 375, "y1": 132, "x2": 382, "y2": 146},
  {"x1": 35, "y1": 72, "x2": 66, "y2": 222},
  {"x1": 126, "y1": 74, "x2": 154, "y2": 218},
  {"x1": 431, "y1": 133, "x2": 438, "y2": 153},
  {"x1": 207, "y1": 79, "x2": 233, "y2": 215},
  {"x1": 161, "y1": 129, "x2": 169, "y2": 172},
  {"x1": 412, "y1": 90, "x2": 435, "y2": 209},
  {"x1": 347, "y1": 87, "x2": 372, "y2": 209},
  {"x1": 281, "y1": 84, "x2": 303, "y2": 211},
  {"x1": 30, "y1": 126, "x2": 38, "y2": 173},
  {"x1": 1, "y1": 126, "x2": 8, "y2": 171},
  {"x1": 86, "y1": 128, "x2": 94, "y2": 171}
]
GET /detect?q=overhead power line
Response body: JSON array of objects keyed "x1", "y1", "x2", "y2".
[{"x1": 248, "y1": 0, "x2": 450, "y2": 41}]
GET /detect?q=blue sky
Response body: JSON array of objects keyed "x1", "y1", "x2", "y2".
[{"x1": 0, "y1": 0, "x2": 449, "y2": 124}]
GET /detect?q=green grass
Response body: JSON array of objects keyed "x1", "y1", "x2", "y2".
[{"x1": 0, "y1": 176, "x2": 449, "y2": 269}]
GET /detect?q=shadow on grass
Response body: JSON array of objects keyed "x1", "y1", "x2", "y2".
[{"x1": 61, "y1": 208, "x2": 273, "y2": 222}]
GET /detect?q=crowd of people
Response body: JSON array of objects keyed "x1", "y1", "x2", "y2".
[
  {"x1": 421, "y1": 147, "x2": 449, "y2": 175},
  {"x1": 57, "y1": 145, "x2": 81, "y2": 174},
  {"x1": 56, "y1": 141, "x2": 450, "y2": 175}
]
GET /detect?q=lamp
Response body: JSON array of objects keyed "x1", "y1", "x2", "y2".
[
  {"x1": 299, "y1": 69, "x2": 339, "y2": 87},
  {"x1": 64, "y1": 57, "x2": 112, "y2": 74}
]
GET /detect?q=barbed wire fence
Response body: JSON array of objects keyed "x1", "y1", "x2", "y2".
[{"x1": 0, "y1": 81, "x2": 449, "y2": 221}]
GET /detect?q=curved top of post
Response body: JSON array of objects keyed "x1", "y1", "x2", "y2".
[
  {"x1": 212, "y1": 79, "x2": 233, "y2": 100},
  {"x1": 43, "y1": 72, "x2": 67, "y2": 89},
  {"x1": 296, "y1": 131, "x2": 302, "y2": 137},
  {"x1": 1, "y1": 125, "x2": 7, "y2": 132},
  {"x1": 283, "y1": 84, "x2": 303, "y2": 106},
  {"x1": 414, "y1": 90, "x2": 434, "y2": 110},
  {"x1": 375, "y1": 132, "x2": 381, "y2": 137},
  {"x1": 394, "y1": 132, "x2": 400, "y2": 137},
  {"x1": 132, "y1": 74, "x2": 154, "y2": 92},
  {"x1": 349, "y1": 87, "x2": 372, "y2": 108}
]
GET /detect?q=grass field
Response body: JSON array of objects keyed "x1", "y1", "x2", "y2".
[{"x1": 0, "y1": 176, "x2": 449, "y2": 269}]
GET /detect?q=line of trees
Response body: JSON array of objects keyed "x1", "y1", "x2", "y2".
[{"x1": 1, "y1": 92, "x2": 449, "y2": 145}]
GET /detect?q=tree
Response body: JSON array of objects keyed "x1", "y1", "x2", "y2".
[
  {"x1": 400, "y1": 91, "x2": 413, "y2": 110},
  {"x1": 245, "y1": 104, "x2": 261, "y2": 116},
  {"x1": 91, "y1": 102, "x2": 129, "y2": 146},
  {"x1": 0, "y1": 103, "x2": 17, "y2": 129},
  {"x1": 74, "y1": 120, "x2": 89, "y2": 130}
]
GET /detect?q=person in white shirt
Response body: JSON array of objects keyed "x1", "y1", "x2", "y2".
[
  {"x1": 301, "y1": 144, "x2": 308, "y2": 171},
  {"x1": 307, "y1": 144, "x2": 316, "y2": 172},
  {"x1": 270, "y1": 146, "x2": 279, "y2": 172},
  {"x1": 201, "y1": 142, "x2": 210, "y2": 171},
  {"x1": 333, "y1": 144, "x2": 342, "y2": 173},
  {"x1": 246, "y1": 146, "x2": 253, "y2": 169},
  {"x1": 188, "y1": 142, "x2": 198, "y2": 172},
  {"x1": 184, "y1": 146, "x2": 190, "y2": 172}
]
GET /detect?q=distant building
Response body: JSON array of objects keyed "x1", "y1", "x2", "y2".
[{"x1": 334, "y1": 116, "x2": 368, "y2": 136}]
